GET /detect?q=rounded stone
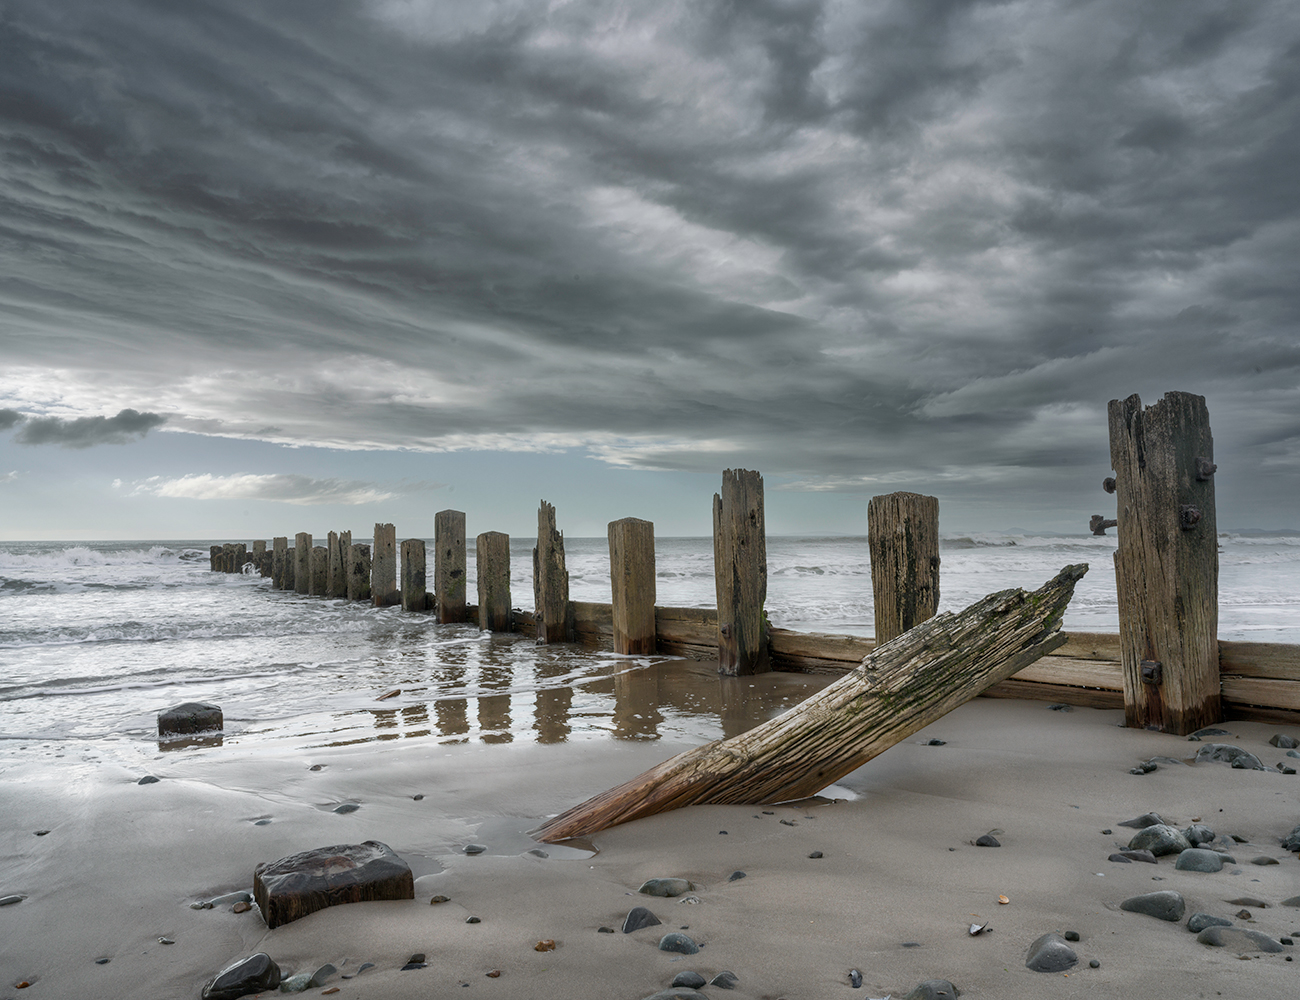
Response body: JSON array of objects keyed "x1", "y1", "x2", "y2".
[
  {"x1": 901, "y1": 979, "x2": 960, "y2": 1000},
  {"x1": 1196, "y1": 927, "x2": 1284, "y2": 952},
  {"x1": 201, "y1": 953, "x2": 281, "y2": 1000},
  {"x1": 639, "y1": 878, "x2": 695, "y2": 898},
  {"x1": 1187, "y1": 913, "x2": 1233, "y2": 933},
  {"x1": 158, "y1": 701, "x2": 223, "y2": 736},
  {"x1": 1120, "y1": 890, "x2": 1186, "y2": 922},
  {"x1": 658, "y1": 932, "x2": 700, "y2": 955},
  {"x1": 622, "y1": 905, "x2": 662, "y2": 933},
  {"x1": 137, "y1": 775, "x2": 161, "y2": 785},
  {"x1": 671, "y1": 971, "x2": 707, "y2": 989},
  {"x1": 1181, "y1": 824, "x2": 1216, "y2": 846},
  {"x1": 1126, "y1": 824, "x2": 1190, "y2": 857},
  {"x1": 332, "y1": 803, "x2": 359, "y2": 814},
  {"x1": 1089, "y1": 959, "x2": 1100, "y2": 969},
  {"x1": 975, "y1": 834, "x2": 1000, "y2": 847},
  {"x1": 1025, "y1": 932, "x2": 1078, "y2": 973},
  {"x1": 463, "y1": 844, "x2": 486, "y2": 854},
  {"x1": 727, "y1": 871, "x2": 746, "y2": 881},
  {"x1": 1063, "y1": 930, "x2": 1080, "y2": 942},
  {"x1": 709, "y1": 970, "x2": 739, "y2": 989},
  {"x1": 1195, "y1": 743, "x2": 1263, "y2": 769},
  {"x1": 1175, "y1": 848, "x2": 1225, "y2": 872}
]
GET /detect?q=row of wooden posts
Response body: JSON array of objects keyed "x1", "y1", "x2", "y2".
[{"x1": 208, "y1": 392, "x2": 1299, "y2": 735}]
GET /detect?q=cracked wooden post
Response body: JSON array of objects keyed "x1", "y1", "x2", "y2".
[
  {"x1": 252, "y1": 540, "x2": 267, "y2": 576},
  {"x1": 476, "y1": 531, "x2": 512, "y2": 632},
  {"x1": 310, "y1": 546, "x2": 329, "y2": 596},
  {"x1": 714, "y1": 469, "x2": 769, "y2": 675},
  {"x1": 867, "y1": 492, "x2": 940, "y2": 645},
  {"x1": 608, "y1": 517, "x2": 656, "y2": 655},
  {"x1": 533, "y1": 501, "x2": 573, "y2": 643},
  {"x1": 401, "y1": 539, "x2": 427, "y2": 612},
  {"x1": 534, "y1": 564, "x2": 1087, "y2": 842},
  {"x1": 209, "y1": 545, "x2": 220, "y2": 572},
  {"x1": 435, "y1": 510, "x2": 468, "y2": 623},
  {"x1": 333, "y1": 531, "x2": 351, "y2": 597},
  {"x1": 233, "y1": 543, "x2": 247, "y2": 573},
  {"x1": 294, "y1": 533, "x2": 311, "y2": 594},
  {"x1": 1109, "y1": 391, "x2": 1220, "y2": 735},
  {"x1": 271, "y1": 537, "x2": 287, "y2": 588},
  {"x1": 347, "y1": 543, "x2": 371, "y2": 602},
  {"x1": 371, "y1": 522, "x2": 397, "y2": 607},
  {"x1": 218, "y1": 543, "x2": 232, "y2": 572}
]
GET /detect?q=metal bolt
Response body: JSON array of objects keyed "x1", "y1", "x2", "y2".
[
  {"x1": 1180, "y1": 505, "x2": 1202, "y2": 530},
  {"x1": 1195, "y1": 457, "x2": 1217, "y2": 481},
  {"x1": 1102, "y1": 477, "x2": 1117, "y2": 494},
  {"x1": 1140, "y1": 660, "x2": 1163, "y2": 685},
  {"x1": 1089, "y1": 514, "x2": 1118, "y2": 536}
]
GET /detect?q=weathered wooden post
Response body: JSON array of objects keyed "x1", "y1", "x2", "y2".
[
  {"x1": 434, "y1": 510, "x2": 468, "y2": 623},
  {"x1": 608, "y1": 517, "x2": 656, "y2": 655},
  {"x1": 476, "y1": 531, "x2": 512, "y2": 632},
  {"x1": 272, "y1": 537, "x2": 288, "y2": 588},
  {"x1": 713, "y1": 469, "x2": 769, "y2": 675},
  {"x1": 371, "y1": 523, "x2": 397, "y2": 606},
  {"x1": 401, "y1": 539, "x2": 427, "y2": 612},
  {"x1": 310, "y1": 546, "x2": 329, "y2": 596},
  {"x1": 347, "y1": 543, "x2": 371, "y2": 602},
  {"x1": 294, "y1": 533, "x2": 311, "y2": 594},
  {"x1": 533, "y1": 500, "x2": 573, "y2": 643},
  {"x1": 252, "y1": 540, "x2": 267, "y2": 576},
  {"x1": 220, "y1": 543, "x2": 234, "y2": 572},
  {"x1": 327, "y1": 531, "x2": 341, "y2": 595},
  {"x1": 209, "y1": 545, "x2": 221, "y2": 572},
  {"x1": 867, "y1": 492, "x2": 940, "y2": 645},
  {"x1": 233, "y1": 543, "x2": 248, "y2": 573},
  {"x1": 282, "y1": 541, "x2": 296, "y2": 591},
  {"x1": 1109, "y1": 391, "x2": 1220, "y2": 735}
]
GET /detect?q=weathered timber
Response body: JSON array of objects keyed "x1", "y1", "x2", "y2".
[
  {"x1": 1012, "y1": 656, "x2": 1124, "y2": 690},
  {"x1": 609, "y1": 517, "x2": 656, "y2": 654},
  {"x1": 867, "y1": 492, "x2": 940, "y2": 645},
  {"x1": 294, "y1": 533, "x2": 311, "y2": 594},
  {"x1": 282, "y1": 541, "x2": 296, "y2": 591},
  {"x1": 400, "y1": 539, "x2": 427, "y2": 612},
  {"x1": 371, "y1": 523, "x2": 397, "y2": 607},
  {"x1": 533, "y1": 501, "x2": 573, "y2": 643},
  {"x1": 534, "y1": 564, "x2": 1087, "y2": 842},
  {"x1": 714, "y1": 469, "x2": 769, "y2": 675},
  {"x1": 310, "y1": 546, "x2": 329, "y2": 596},
  {"x1": 1109, "y1": 391, "x2": 1220, "y2": 734},
  {"x1": 253, "y1": 840, "x2": 414, "y2": 930},
  {"x1": 1221, "y1": 676, "x2": 1300, "y2": 713},
  {"x1": 982, "y1": 679, "x2": 1124, "y2": 710},
  {"x1": 326, "y1": 531, "x2": 340, "y2": 595},
  {"x1": 434, "y1": 509, "x2": 468, "y2": 623},
  {"x1": 769, "y1": 628, "x2": 875, "y2": 672},
  {"x1": 233, "y1": 543, "x2": 247, "y2": 573},
  {"x1": 252, "y1": 541, "x2": 267, "y2": 578},
  {"x1": 209, "y1": 545, "x2": 221, "y2": 572},
  {"x1": 271, "y1": 538, "x2": 288, "y2": 588},
  {"x1": 347, "y1": 543, "x2": 371, "y2": 602},
  {"x1": 1218, "y1": 640, "x2": 1300, "y2": 680},
  {"x1": 476, "y1": 531, "x2": 512, "y2": 632}
]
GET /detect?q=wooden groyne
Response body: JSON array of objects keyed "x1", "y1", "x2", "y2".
[{"x1": 208, "y1": 391, "x2": 1300, "y2": 728}]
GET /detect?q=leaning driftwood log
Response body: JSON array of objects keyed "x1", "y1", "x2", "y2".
[{"x1": 534, "y1": 564, "x2": 1088, "y2": 843}]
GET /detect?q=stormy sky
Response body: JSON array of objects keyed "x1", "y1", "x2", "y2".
[{"x1": 2, "y1": 0, "x2": 1297, "y2": 539}]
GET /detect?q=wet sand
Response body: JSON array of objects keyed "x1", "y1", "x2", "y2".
[{"x1": 3, "y1": 677, "x2": 1299, "y2": 999}]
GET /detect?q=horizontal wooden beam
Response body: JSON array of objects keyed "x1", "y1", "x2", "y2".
[
  {"x1": 1221, "y1": 675, "x2": 1300, "y2": 712},
  {"x1": 981, "y1": 679, "x2": 1124, "y2": 710},
  {"x1": 1218, "y1": 640, "x2": 1300, "y2": 680}
]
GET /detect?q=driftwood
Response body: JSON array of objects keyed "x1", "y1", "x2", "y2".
[{"x1": 534, "y1": 564, "x2": 1087, "y2": 843}]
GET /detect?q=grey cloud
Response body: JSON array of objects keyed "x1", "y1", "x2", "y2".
[
  {"x1": 0, "y1": 408, "x2": 25, "y2": 430},
  {"x1": 135, "y1": 472, "x2": 438, "y2": 506},
  {"x1": 14, "y1": 409, "x2": 167, "y2": 448}
]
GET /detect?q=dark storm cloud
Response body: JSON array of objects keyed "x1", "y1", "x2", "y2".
[
  {"x1": 14, "y1": 409, "x2": 167, "y2": 448},
  {"x1": 1, "y1": 0, "x2": 1298, "y2": 523},
  {"x1": 0, "y1": 409, "x2": 24, "y2": 431}
]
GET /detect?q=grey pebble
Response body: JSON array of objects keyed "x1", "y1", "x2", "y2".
[
  {"x1": 1175, "y1": 848, "x2": 1226, "y2": 873},
  {"x1": 413, "y1": 793, "x2": 424, "y2": 800},
  {"x1": 1118, "y1": 812, "x2": 1165, "y2": 829},
  {"x1": 1120, "y1": 890, "x2": 1186, "y2": 922},
  {"x1": 1195, "y1": 743, "x2": 1264, "y2": 769},
  {"x1": 598, "y1": 926, "x2": 615, "y2": 933},
  {"x1": 1047, "y1": 703, "x2": 1072, "y2": 712},
  {"x1": 808, "y1": 851, "x2": 824, "y2": 859},
  {"x1": 253, "y1": 818, "x2": 271, "y2": 826},
  {"x1": 1251, "y1": 856, "x2": 1279, "y2": 865},
  {"x1": 1127, "y1": 824, "x2": 1190, "y2": 856},
  {"x1": 671, "y1": 971, "x2": 706, "y2": 989},
  {"x1": 639, "y1": 878, "x2": 694, "y2": 898},
  {"x1": 1025, "y1": 932, "x2": 1078, "y2": 973},
  {"x1": 709, "y1": 970, "x2": 739, "y2": 989},
  {"x1": 902, "y1": 979, "x2": 960, "y2": 1000},
  {"x1": 975, "y1": 834, "x2": 1000, "y2": 847},
  {"x1": 1063, "y1": 930, "x2": 1080, "y2": 942},
  {"x1": 465, "y1": 916, "x2": 480, "y2": 923},
  {"x1": 1089, "y1": 959, "x2": 1100, "y2": 969},
  {"x1": 1269, "y1": 734, "x2": 1298, "y2": 749},
  {"x1": 779, "y1": 819, "x2": 797, "y2": 826},
  {"x1": 849, "y1": 969, "x2": 863, "y2": 988},
  {"x1": 1181, "y1": 824, "x2": 1216, "y2": 846},
  {"x1": 727, "y1": 871, "x2": 746, "y2": 882},
  {"x1": 463, "y1": 844, "x2": 486, "y2": 855},
  {"x1": 1196, "y1": 927, "x2": 1284, "y2": 952},
  {"x1": 526, "y1": 848, "x2": 548, "y2": 858},
  {"x1": 640, "y1": 990, "x2": 708, "y2": 1000},
  {"x1": 137, "y1": 775, "x2": 160, "y2": 785},
  {"x1": 0, "y1": 894, "x2": 26, "y2": 906},
  {"x1": 658, "y1": 932, "x2": 700, "y2": 955},
  {"x1": 34, "y1": 830, "x2": 50, "y2": 836},
  {"x1": 332, "y1": 803, "x2": 359, "y2": 814},
  {"x1": 926, "y1": 739, "x2": 946, "y2": 746},
  {"x1": 623, "y1": 906, "x2": 662, "y2": 933},
  {"x1": 1187, "y1": 913, "x2": 1233, "y2": 933}
]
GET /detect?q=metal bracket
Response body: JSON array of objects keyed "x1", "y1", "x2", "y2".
[{"x1": 1089, "y1": 514, "x2": 1118, "y2": 536}]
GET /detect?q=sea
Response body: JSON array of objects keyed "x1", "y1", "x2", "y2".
[{"x1": 3, "y1": 533, "x2": 1298, "y2": 771}]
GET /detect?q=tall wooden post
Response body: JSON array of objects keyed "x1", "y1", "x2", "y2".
[
  {"x1": 533, "y1": 501, "x2": 573, "y2": 643},
  {"x1": 294, "y1": 533, "x2": 311, "y2": 594},
  {"x1": 326, "y1": 531, "x2": 341, "y2": 597},
  {"x1": 609, "y1": 517, "x2": 656, "y2": 655},
  {"x1": 347, "y1": 543, "x2": 371, "y2": 602},
  {"x1": 233, "y1": 543, "x2": 247, "y2": 573},
  {"x1": 219, "y1": 543, "x2": 233, "y2": 572},
  {"x1": 401, "y1": 539, "x2": 427, "y2": 612},
  {"x1": 713, "y1": 469, "x2": 769, "y2": 675},
  {"x1": 282, "y1": 541, "x2": 296, "y2": 591},
  {"x1": 371, "y1": 523, "x2": 397, "y2": 607},
  {"x1": 867, "y1": 492, "x2": 940, "y2": 645},
  {"x1": 476, "y1": 531, "x2": 512, "y2": 632},
  {"x1": 310, "y1": 546, "x2": 329, "y2": 596},
  {"x1": 272, "y1": 537, "x2": 288, "y2": 589},
  {"x1": 209, "y1": 545, "x2": 221, "y2": 572},
  {"x1": 252, "y1": 540, "x2": 267, "y2": 577},
  {"x1": 435, "y1": 509, "x2": 468, "y2": 623},
  {"x1": 1109, "y1": 391, "x2": 1220, "y2": 735},
  {"x1": 329, "y1": 531, "x2": 350, "y2": 598}
]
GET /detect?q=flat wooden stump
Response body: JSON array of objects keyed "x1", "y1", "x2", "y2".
[{"x1": 253, "y1": 840, "x2": 414, "y2": 929}]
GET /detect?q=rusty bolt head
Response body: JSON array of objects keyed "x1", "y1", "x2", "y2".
[
  {"x1": 1180, "y1": 505, "x2": 1203, "y2": 530},
  {"x1": 1103, "y1": 477, "x2": 1117, "y2": 494},
  {"x1": 1195, "y1": 457, "x2": 1217, "y2": 481},
  {"x1": 1140, "y1": 660, "x2": 1163, "y2": 685}
]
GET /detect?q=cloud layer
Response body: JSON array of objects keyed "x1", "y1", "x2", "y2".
[
  {"x1": 132, "y1": 473, "x2": 440, "y2": 505},
  {"x1": 1, "y1": 0, "x2": 1297, "y2": 521},
  {"x1": 11, "y1": 409, "x2": 167, "y2": 448}
]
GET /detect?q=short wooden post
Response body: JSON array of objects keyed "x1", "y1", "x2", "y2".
[
  {"x1": 713, "y1": 469, "x2": 769, "y2": 675},
  {"x1": 329, "y1": 531, "x2": 350, "y2": 598},
  {"x1": 209, "y1": 545, "x2": 221, "y2": 572},
  {"x1": 401, "y1": 539, "x2": 427, "y2": 612},
  {"x1": 252, "y1": 540, "x2": 267, "y2": 576},
  {"x1": 294, "y1": 533, "x2": 311, "y2": 594},
  {"x1": 326, "y1": 531, "x2": 341, "y2": 596},
  {"x1": 1109, "y1": 391, "x2": 1220, "y2": 735},
  {"x1": 533, "y1": 501, "x2": 573, "y2": 643},
  {"x1": 233, "y1": 543, "x2": 247, "y2": 573},
  {"x1": 347, "y1": 543, "x2": 371, "y2": 602},
  {"x1": 310, "y1": 546, "x2": 328, "y2": 596},
  {"x1": 867, "y1": 492, "x2": 940, "y2": 645},
  {"x1": 272, "y1": 537, "x2": 288, "y2": 589},
  {"x1": 434, "y1": 509, "x2": 468, "y2": 623},
  {"x1": 371, "y1": 523, "x2": 397, "y2": 606},
  {"x1": 476, "y1": 531, "x2": 512, "y2": 632},
  {"x1": 608, "y1": 517, "x2": 656, "y2": 654},
  {"x1": 220, "y1": 543, "x2": 234, "y2": 572},
  {"x1": 282, "y1": 541, "x2": 296, "y2": 591}
]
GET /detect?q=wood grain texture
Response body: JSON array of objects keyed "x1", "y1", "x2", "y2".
[
  {"x1": 533, "y1": 501, "x2": 573, "y2": 643},
  {"x1": 294, "y1": 533, "x2": 311, "y2": 594},
  {"x1": 1218, "y1": 640, "x2": 1300, "y2": 680},
  {"x1": 1109, "y1": 392, "x2": 1220, "y2": 734},
  {"x1": 476, "y1": 531, "x2": 512, "y2": 632},
  {"x1": 609, "y1": 517, "x2": 655, "y2": 654},
  {"x1": 271, "y1": 537, "x2": 288, "y2": 589},
  {"x1": 400, "y1": 538, "x2": 427, "y2": 612},
  {"x1": 867, "y1": 492, "x2": 940, "y2": 644},
  {"x1": 534, "y1": 564, "x2": 1087, "y2": 842},
  {"x1": 981, "y1": 680, "x2": 1125, "y2": 709},
  {"x1": 1221, "y1": 676, "x2": 1300, "y2": 712},
  {"x1": 346, "y1": 543, "x2": 370, "y2": 602},
  {"x1": 370, "y1": 523, "x2": 397, "y2": 606},
  {"x1": 714, "y1": 469, "x2": 769, "y2": 675},
  {"x1": 434, "y1": 509, "x2": 468, "y2": 623}
]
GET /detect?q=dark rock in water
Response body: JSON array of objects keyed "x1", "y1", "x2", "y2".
[
  {"x1": 158, "y1": 702, "x2": 223, "y2": 736},
  {"x1": 1175, "y1": 848, "x2": 1226, "y2": 872},
  {"x1": 1195, "y1": 743, "x2": 1263, "y2": 769},
  {"x1": 849, "y1": 969, "x2": 863, "y2": 989},
  {"x1": 658, "y1": 932, "x2": 700, "y2": 955},
  {"x1": 709, "y1": 971, "x2": 739, "y2": 990},
  {"x1": 1181, "y1": 824, "x2": 1216, "y2": 846},
  {"x1": 1118, "y1": 812, "x2": 1165, "y2": 829},
  {"x1": 137, "y1": 775, "x2": 160, "y2": 785},
  {"x1": 1120, "y1": 890, "x2": 1186, "y2": 922},
  {"x1": 1197, "y1": 927, "x2": 1284, "y2": 952},
  {"x1": 639, "y1": 878, "x2": 695, "y2": 898},
  {"x1": 1063, "y1": 930, "x2": 1080, "y2": 942},
  {"x1": 1281, "y1": 824, "x2": 1300, "y2": 852},
  {"x1": 201, "y1": 953, "x2": 281, "y2": 1000},
  {"x1": 975, "y1": 834, "x2": 1000, "y2": 847},
  {"x1": 253, "y1": 840, "x2": 414, "y2": 929},
  {"x1": 902, "y1": 979, "x2": 960, "y2": 999},
  {"x1": 1192, "y1": 727, "x2": 1231, "y2": 738},
  {"x1": 623, "y1": 906, "x2": 662, "y2": 933},
  {"x1": 1127, "y1": 824, "x2": 1190, "y2": 856},
  {"x1": 1251, "y1": 856, "x2": 1280, "y2": 865},
  {"x1": 1187, "y1": 913, "x2": 1233, "y2": 933},
  {"x1": 727, "y1": 871, "x2": 746, "y2": 881},
  {"x1": 671, "y1": 972, "x2": 707, "y2": 989},
  {"x1": 1025, "y1": 933, "x2": 1078, "y2": 973},
  {"x1": 463, "y1": 844, "x2": 486, "y2": 854},
  {"x1": 1269, "y1": 734, "x2": 1298, "y2": 749},
  {"x1": 332, "y1": 803, "x2": 360, "y2": 814},
  {"x1": 640, "y1": 990, "x2": 708, "y2": 1000}
]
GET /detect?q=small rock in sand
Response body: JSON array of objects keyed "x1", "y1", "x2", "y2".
[
  {"x1": 671, "y1": 972, "x2": 707, "y2": 988},
  {"x1": 1126, "y1": 824, "x2": 1190, "y2": 856},
  {"x1": 466, "y1": 916, "x2": 481, "y2": 923},
  {"x1": 231, "y1": 901, "x2": 251, "y2": 913},
  {"x1": 1195, "y1": 744, "x2": 1264, "y2": 769},
  {"x1": 1118, "y1": 812, "x2": 1166, "y2": 829},
  {"x1": 975, "y1": 834, "x2": 1000, "y2": 847},
  {"x1": 849, "y1": 969, "x2": 863, "y2": 988},
  {"x1": 1025, "y1": 933, "x2": 1078, "y2": 973},
  {"x1": 201, "y1": 953, "x2": 281, "y2": 1000},
  {"x1": 727, "y1": 871, "x2": 746, "y2": 881},
  {"x1": 1268, "y1": 734, "x2": 1298, "y2": 749},
  {"x1": 0, "y1": 894, "x2": 25, "y2": 906},
  {"x1": 658, "y1": 932, "x2": 700, "y2": 955},
  {"x1": 332, "y1": 803, "x2": 359, "y2": 814},
  {"x1": 1187, "y1": 913, "x2": 1233, "y2": 933},
  {"x1": 1181, "y1": 824, "x2": 1216, "y2": 846},
  {"x1": 640, "y1": 990, "x2": 708, "y2": 1000},
  {"x1": 623, "y1": 907, "x2": 662, "y2": 933},
  {"x1": 808, "y1": 851, "x2": 824, "y2": 858},
  {"x1": 463, "y1": 844, "x2": 486, "y2": 854},
  {"x1": 926, "y1": 739, "x2": 946, "y2": 746},
  {"x1": 1251, "y1": 857, "x2": 1280, "y2": 865},
  {"x1": 1175, "y1": 849, "x2": 1227, "y2": 872},
  {"x1": 710, "y1": 970, "x2": 739, "y2": 989},
  {"x1": 1196, "y1": 927, "x2": 1284, "y2": 952},
  {"x1": 1120, "y1": 890, "x2": 1186, "y2": 922},
  {"x1": 639, "y1": 878, "x2": 695, "y2": 898},
  {"x1": 430, "y1": 895, "x2": 450, "y2": 904},
  {"x1": 902, "y1": 979, "x2": 960, "y2": 999},
  {"x1": 1281, "y1": 824, "x2": 1300, "y2": 852},
  {"x1": 1226, "y1": 896, "x2": 1269, "y2": 907},
  {"x1": 137, "y1": 775, "x2": 160, "y2": 785},
  {"x1": 534, "y1": 939, "x2": 556, "y2": 952}
]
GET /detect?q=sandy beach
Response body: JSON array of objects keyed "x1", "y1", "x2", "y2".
[{"x1": 3, "y1": 687, "x2": 1298, "y2": 1000}]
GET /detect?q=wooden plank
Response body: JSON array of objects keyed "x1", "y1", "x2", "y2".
[
  {"x1": 982, "y1": 679, "x2": 1125, "y2": 709},
  {"x1": 1221, "y1": 676, "x2": 1300, "y2": 712},
  {"x1": 1110, "y1": 391, "x2": 1220, "y2": 734},
  {"x1": 609, "y1": 517, "x2": 655, "y2": 654},
  {"x1": 1012, "y1": 656, "x2": 1124, "y2": 690},
  {"x1": 867, "y1": 491, "x2": 939, "y2": 644},
  {"x1": 1048, "y1": 632, "x2": 1123, "y2": 661},
  {"x1": 1218, "y1": 640, "x2": 1300, "y2": 680},
  {"x1": 714, "y1": 469, "x2": 769, "y2": 675},
  {"x1": 769, "y1": 628, "x2": 875, "y2": 664}
]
